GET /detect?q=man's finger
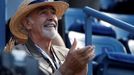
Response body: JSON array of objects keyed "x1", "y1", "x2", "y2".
[
  {"x1": 70, "y1": 38, "x2": 77, "y2": 51},
  {"x1": 79, "y1": 45, "x2": 92, "y2": 52}
]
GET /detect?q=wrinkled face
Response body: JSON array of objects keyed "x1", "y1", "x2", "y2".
[{"x1": 25, "y1": 6, "x2": 58, "y2": 40}]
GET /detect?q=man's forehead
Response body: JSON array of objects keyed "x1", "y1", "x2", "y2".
[{"x1": 27, "y1": 5, "x2": 56, "y2": 17}]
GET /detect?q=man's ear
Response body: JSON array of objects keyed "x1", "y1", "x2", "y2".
[{"x1": 21, "y1": 17, "x2": 32, "y2": 30}]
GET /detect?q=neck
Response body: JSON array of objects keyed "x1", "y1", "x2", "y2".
[
  {"x1": 36, "y1": 39, "x2": 53, "y2": 58},
  {"x1": 30, "y1": 36, "x2": 52, "y2": 55},
  {"x1": 36, "y1": 39, "x2": 52, "y2": 51}
]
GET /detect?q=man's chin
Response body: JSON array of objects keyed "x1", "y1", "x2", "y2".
[
  {"x1": 43, "y1": 28, "x2": 57, "y2": 40},
  {"x1": 44, "y1": 32, "x2": 57, "y2": 40}
]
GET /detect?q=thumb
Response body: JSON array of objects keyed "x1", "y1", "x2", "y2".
[{"x1": 70, "y1": 38, "x2": 77, "y2": 51}]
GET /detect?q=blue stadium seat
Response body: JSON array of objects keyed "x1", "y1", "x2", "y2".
[
  {"x1": 69, "y1": 20, "x2": 116, "y2": 38},
  {"x1": 92, "y1": 35, "x2": 126, "y2": 55},
  {"x1": 93, "y1": 52, "x2": 134, "y2": 75}
]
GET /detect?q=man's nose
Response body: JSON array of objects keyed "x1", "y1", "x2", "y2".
[{"x1": 47, "y1": 13, "x2": 55, "y2": 21}]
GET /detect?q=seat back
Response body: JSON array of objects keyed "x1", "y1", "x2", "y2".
[{"x1": 68, "y1": 31, "x2": 126, "y2": 55}]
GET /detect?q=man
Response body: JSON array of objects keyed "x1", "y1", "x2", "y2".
[{"x1": 5, "y1": 0, "x2": 95, "y2": 75}]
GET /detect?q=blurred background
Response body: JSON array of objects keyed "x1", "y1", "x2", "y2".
[{"x1": 1, "y1": 0, "x2": 134, "y2": 75}]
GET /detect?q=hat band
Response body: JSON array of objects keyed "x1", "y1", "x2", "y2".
[{"x1": 29, "y1": 0, "x2": 48, "y2": 5}]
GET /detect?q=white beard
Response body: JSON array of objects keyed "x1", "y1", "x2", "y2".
[{"x1": 43, "y1": 27, "x2": 57, "y2": 40}]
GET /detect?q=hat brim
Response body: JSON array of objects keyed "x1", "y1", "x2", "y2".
[{"x1": 9, "y1": 1, "x2": 69, "y2": 43}]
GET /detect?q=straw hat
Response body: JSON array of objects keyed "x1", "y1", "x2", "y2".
[{"x1": 9, "y1": 0, "x2": 69, "y2": 43}]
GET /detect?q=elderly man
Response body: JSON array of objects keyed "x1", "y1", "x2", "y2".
[{"x1": 5, "y1": 0, "x2": 95, "y2": 75}]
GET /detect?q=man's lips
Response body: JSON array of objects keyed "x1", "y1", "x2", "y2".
[{"x1": 44, "y1": 23, "x2": 56, "y2": 28}]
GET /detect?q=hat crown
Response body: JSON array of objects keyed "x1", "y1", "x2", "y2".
[{"x1": 20, "y1": 0, "x2": 54, "y2": 6}]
